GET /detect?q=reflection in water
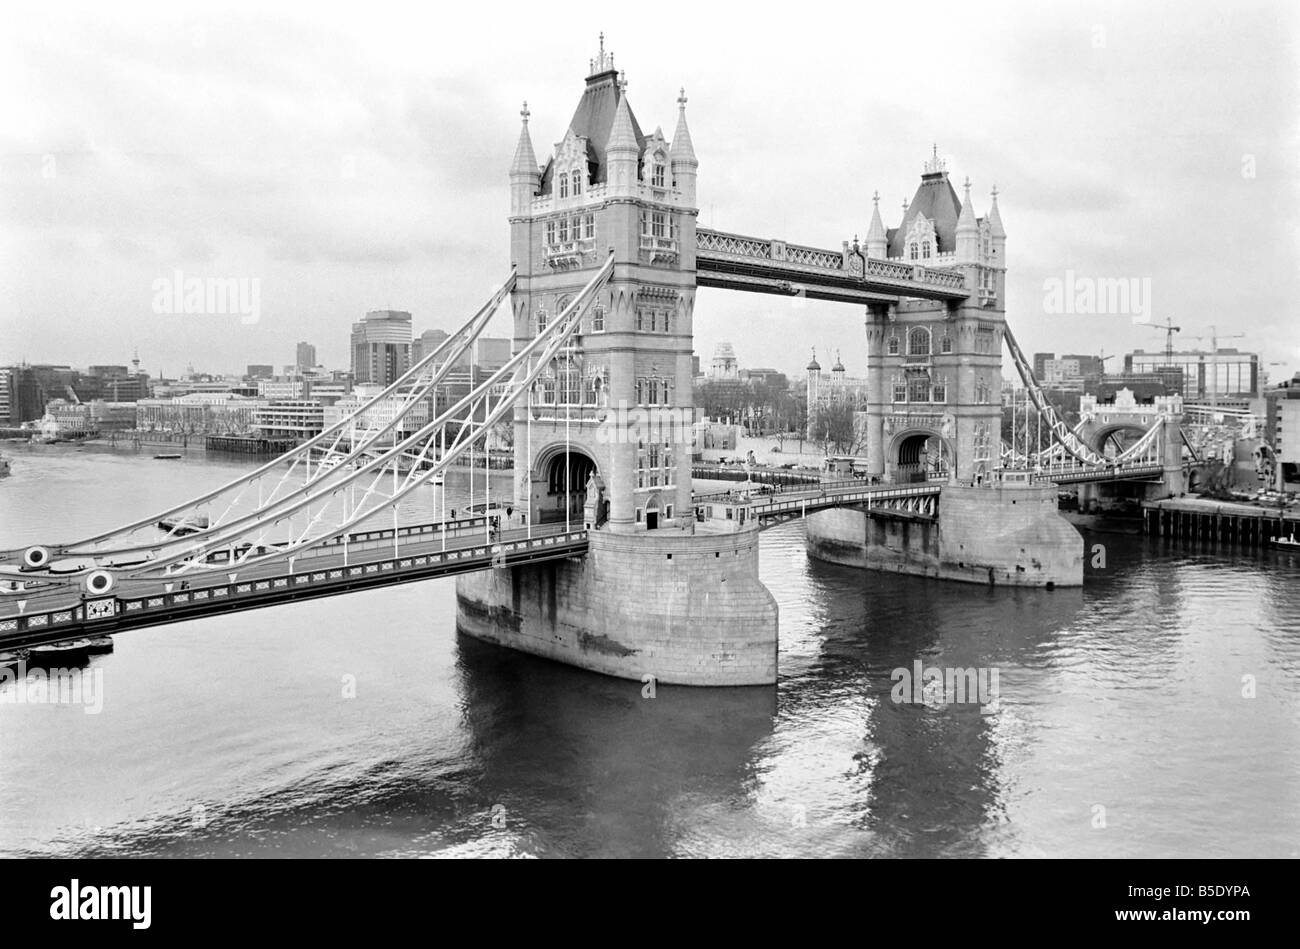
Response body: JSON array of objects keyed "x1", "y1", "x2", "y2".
[{"x1": 0, "y1": 445, "x2": 1297, "y2": 857}]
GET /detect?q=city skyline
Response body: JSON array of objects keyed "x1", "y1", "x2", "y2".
[{"x1": 3, "y1": 4, "x2": 1298, "y2": 379}]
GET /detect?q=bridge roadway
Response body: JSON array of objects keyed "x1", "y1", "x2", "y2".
[
  {"x1": 0, "y1": 464, "x2": 1165, "y2": 650},
  {"x1": 0, "y1": 518, "x2": 588, "y2": 651}
]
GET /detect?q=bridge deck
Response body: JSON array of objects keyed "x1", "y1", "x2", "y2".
[{"x1": 0, "y1": 521, "x2": 587, "y2": 650}]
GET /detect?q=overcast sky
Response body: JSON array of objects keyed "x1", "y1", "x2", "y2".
[{"x1": 2, "y1": 0, "x2": 1297, "y2": 382}]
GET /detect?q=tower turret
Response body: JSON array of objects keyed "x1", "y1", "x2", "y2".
[
  {"x1": 865, "y1": 191, "x2": 887, "y2": 259},
  {"x1": 509, "y1": 102, "x2": 540, "y2": 217},
  {"x1": 670, "y1": 88, "x2": 698, "y2": 207},
  {"x1": 606, "y1": 80, "x2": 640, "y2": 195},
  {"x1": 956, "y1": 177, "x2": 979, "y2": 263}
]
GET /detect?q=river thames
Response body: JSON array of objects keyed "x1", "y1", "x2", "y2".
[{"x1": 1, "y1": 442, "x2": 1297, "y2": 857}]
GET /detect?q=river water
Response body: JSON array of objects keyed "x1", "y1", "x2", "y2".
[{"x1": 1, "y1": 442, "x2": 1297, "y2": 858}]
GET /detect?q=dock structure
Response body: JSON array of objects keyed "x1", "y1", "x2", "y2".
[
  {"x1": 204, "y1": 435, "x2": 298, "y2": 455},
  {"x1": 1143, "y1": 498, "x2": 1300, "y2": 547}
]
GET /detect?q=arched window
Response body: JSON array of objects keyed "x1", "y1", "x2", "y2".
[
  {"x1": 940, "y1": 335, "x2": 953, "y2": 354},
  {"x1": 887, "y1": 336, "x2": 900, "y2": 356},
  {"x1": 909, "y1": 243, "x2": 919, "y2": 260},
  {"x1": 908, "y1": 377, "x2": 930, "y2": 402},
  {"x1": 591, "y1": 305, "x2": 605, "y2": 333},
  {"x1": 908, "y1": 327, "x2": 931, "y2": 356},
  {"x1": 652, "y1": 154, "x2": 666, "y2": 188},
  {"x1": 922, "y1": 241, "x2": 931, "y2": 259},
  {"x1": 571, "y1": 170, "x2": 582, "y2": 195},
  {"x1": 559, "y1": 174, "x2": 569, "y2": 199},
  {"x1": 536, "y1": 308, "x2": 548, "y2": 333}
]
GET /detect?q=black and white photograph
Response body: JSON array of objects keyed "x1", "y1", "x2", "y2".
[{"x1": 0, "y1": 0, "x2": 1294, "y2": 906}]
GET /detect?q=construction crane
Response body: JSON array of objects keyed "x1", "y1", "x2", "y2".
[{"x1": 1145, "y1": 316, "x2": 1181, "y2": 364}]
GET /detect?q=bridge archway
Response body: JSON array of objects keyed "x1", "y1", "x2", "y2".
[
  {"x1": 1086, "y1": 422, "x2": 1150, "y2": 459},
  {"x1": 532, "y1": 443, "x2": 598, "y2": 526},
  {"x1": 888, "y1": 429, "x2": 953, "y2": 484}
]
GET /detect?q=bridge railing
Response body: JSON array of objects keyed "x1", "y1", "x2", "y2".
[{"x1": 0, "y1": 530, "x2": 590, "y2": 642}]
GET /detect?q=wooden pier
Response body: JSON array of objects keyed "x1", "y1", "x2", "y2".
[{"x1": 1143, "y1": 498, "x2": 1300, "y2": 548}]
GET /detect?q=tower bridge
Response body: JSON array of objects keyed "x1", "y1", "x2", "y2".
[{"x1": 0, "y1": 40, "x2": 1185, "y2": 685}]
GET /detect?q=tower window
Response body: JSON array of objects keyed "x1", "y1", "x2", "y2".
[
  {"x1": 584, "y1": 213, "x2": 594, "y2": 240},
  {"x1": 652, "y1": 163, "x2": 665, "y2": 188},
  {"x1": 940, "y1": 335, "x2": 953, "y2": 354},
  {"x1": 652, "y1": 213, "x2": 667, "y2": 239},
  {"x1": 908, "y1": 327, "x2": 931, "y2": 356},
  {"x1": 932, "y1": 384, "x2": 946, "y2": 403},
  {"x1": 559, "y1": 174, "x2": 569, "y2": 199},
  {"x1": 536, "y1": 308, "x2": 547, "y2": 333},
  {"x1": 558, "y1": 217, "x2": 569, "y2": 242},
  {"x1": 908, "y1": 378, "x2": 930, "y2": 402},
  {"x1": 545, "y1": 221, "x2": 555, "y2": 245},
  {"x1": 887, "y1": 336, "x2": 900, "y2": 356},
  {"x1": 909, "y1": 243, "x2": 919, "y2": 260},
  {"x1": 591, "y1": 305, "x2": 605, "y2": 333},
  {"x1": 571, "y1": 170, "x2": 581, "y2": 195},
  {"x1": 922, "y1": 241, "x2": 931, "y2": 259},
  {"x1": 893, "y1": 383, "x2": 908, "y2": 403}
]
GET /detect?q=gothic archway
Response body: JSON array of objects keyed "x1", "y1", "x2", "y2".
[{"x1": 533, "y1": 443, "x2": 598, "y2": 525}]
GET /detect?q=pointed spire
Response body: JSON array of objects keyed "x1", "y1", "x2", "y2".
[
  {"x1": 607, "y1": 88, "x2": 639, "y2": 156},
  {"x1": 510, "y1": 101, "x2": 539, "y2": 178},
  {"x1": 866, "y1": 190, "x2": 886, "y2": 242},
  {"x1": 671, "y1": 86, "x2": 698, "y2": 167},
  {"x1": 957, "y1": 176, "x2": 978, "y2": 233},
  {"x1": 988, "y1": 184, "x2": 1006, "y2": 238},
  {"x1": 833, "y1": 349, "x2": 845, "y2": 373}
]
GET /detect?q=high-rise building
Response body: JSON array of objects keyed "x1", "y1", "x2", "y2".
[
  {"x1": 295, "y1": 342, "x2": 317, "y2": 371},
  {"x1": 246, "y1": 364, "x2": 274, "y2": 381},
  {"x1": 350, "y1": 310, "x2": 412, "y2": 386}
]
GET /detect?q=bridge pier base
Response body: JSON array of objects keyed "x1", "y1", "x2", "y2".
[
  {"x1": 805, "y1": 480, "x2": 1083, "y2": 587},
  {"x1": 455, "y1": 527, "x2": 779, "y2": 686}
]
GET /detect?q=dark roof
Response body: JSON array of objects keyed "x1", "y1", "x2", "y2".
[
  {"x1": 888, "y1": 172, "x2": 964, "y2": 258},
  {"x1": 539, "y1": 70, "x2": 645, "y2": 195}
]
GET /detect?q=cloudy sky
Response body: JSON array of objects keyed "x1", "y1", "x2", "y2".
[{"x1": 2, "y1": 0, "x2": 1297, "y2": 382}]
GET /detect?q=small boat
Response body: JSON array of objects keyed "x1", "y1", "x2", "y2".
[
  {"x1": 153, "y1": 453, "x2": 183, "y2": 460},
  {"x1": 80, "y1": 637, "x2": 115, "y2": 655},
  {"x1": 28, "y1": 640, "x2": 93, "y2": 663},
  {"x1": 158, "y1": 514, "x2": 209, "y2": 535},
  {"x1": 427, "y1": 470, "x2": 445, "y2": 486},
  {"x1": 1269, "y1": 533, "x2": 1300, "y2": 550}
]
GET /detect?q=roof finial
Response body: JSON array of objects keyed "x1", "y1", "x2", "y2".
[
  {"x1": 923, "y1": 144, "x2": 947, "y2": 175},
  {"x1": 619, "y1": 70, "x2": 627, "y2": 93},
  {"x1": 991, "y1": 183, "x2": 1000, "y2": 200},
  {"x1": 591, "y1": 32, "x2": 615, "y2": 75},
  {"x1": 872, "y1": 190, "x2": 880, "y2": 206},
  {"x1": 520, "y1": 101, "x2": 530, "y2": 124},
  {"x1": 678, "y1": 86, "x2": 688, "y2": 108}
]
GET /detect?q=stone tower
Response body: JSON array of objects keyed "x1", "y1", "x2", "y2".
[
  {"x1": 507, "y1": 38, "x2": 699, "y2": 532},
  {"x1": 863, "y1": 149, "x2": 1007, "y2": 483}
]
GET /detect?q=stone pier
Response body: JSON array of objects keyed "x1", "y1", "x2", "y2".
[
  {"x1": 805, "y1": 475, "x2": 1084, "y2": 587},
  {"x1": 456, "y1": 527, "x2": 780, "y2": 686}
]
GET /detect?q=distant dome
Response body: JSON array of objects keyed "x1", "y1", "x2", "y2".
[
  {"x1": 713, "y1": 341, "x2": 737, "y2": 361},
  {"x1": 806, "y1": 357, "x2": 821, "y2": 371}
]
